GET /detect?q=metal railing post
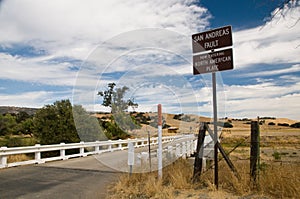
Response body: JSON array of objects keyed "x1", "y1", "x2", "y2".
[
  {"x1": 95, "y1": 141, "x2": 100, "y2": 154},
  {"x1": 118, "y1": 139, "x2": 122, "y2": 150},
  {"x1": 0, "y1": 147, "x2": 7, "y2": 168},
  {"x1": 34, "y1": 144, "x2": 42, "y2": 163},
  {"x1": 182, "y1": 142, "x2": 187, "y2": 159},
  {"x1": 80, "y1": 141, "x2": 86, "y2": 156},
  {"x1": 60, "y1": 143, "x2": 66, "y2": 160}
]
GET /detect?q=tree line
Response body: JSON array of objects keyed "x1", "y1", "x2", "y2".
[{"x1": 0, "y1": 83, "x2": 141, "y2": 147}]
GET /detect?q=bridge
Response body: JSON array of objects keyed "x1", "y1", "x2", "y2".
[{"x1": 0, "y1": 134, "x2": 214, "y2": 198}]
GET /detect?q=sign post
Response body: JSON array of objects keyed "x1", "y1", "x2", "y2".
[
  {"x1": 192, "y1": 25, "x2": 234, "y2": 189},
  {"x1": 212, "y1": 72, "x2": 218, "y2": 188},
  {"x1": 157, "y1": 104, "x2": 163, "y2": 179}
]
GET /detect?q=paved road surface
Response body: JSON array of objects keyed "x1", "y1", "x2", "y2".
[
  {"x1": 0, "y1": 156, "x2": 120, "y2": 199},
  {"x1": 0, "y1": 137, "x2": 193, "y2": 198}
]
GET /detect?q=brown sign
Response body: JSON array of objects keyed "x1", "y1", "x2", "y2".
[
  {"x1": 193, "y1": 48, "x2": 233, "y2": 75},
  {"x1": 192, "y1": 26, "x2": 232, "y2": 53}
]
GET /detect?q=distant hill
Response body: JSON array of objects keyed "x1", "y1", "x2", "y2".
[{"x1": 0, "y1": 106, "x2": 39, "y2": 115}]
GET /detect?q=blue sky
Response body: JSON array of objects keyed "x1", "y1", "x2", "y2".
[
  {"x1": 200, "y1": 0, "x2": 285, "y2": 29},
  {"x1": 0, "y1": 0, "x2": 299, "y2": 120}
]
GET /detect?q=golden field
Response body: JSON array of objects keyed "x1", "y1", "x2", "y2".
[{"x1": 105, "y1": 113, "x2": 300, "y2": 199}]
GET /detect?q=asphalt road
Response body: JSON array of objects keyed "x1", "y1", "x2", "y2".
[
  {"x1": 0, "y1": 156, "x2": 120, "y2": 199},
  {"x1": 0, "y1": 136, "x2": 194, "y2": 198}
]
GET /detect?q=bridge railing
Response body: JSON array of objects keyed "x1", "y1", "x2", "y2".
[{"x1": 0, "y1": 135, "x2": 195, "y2": 169}]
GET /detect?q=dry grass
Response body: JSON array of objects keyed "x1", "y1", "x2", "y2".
[
  {"x1": 259, "y1": 163, "x2": 300, "y2": 198},
  {"x1": 107, "y1": 159, "x2": 300, "y2": 199},
  {"x1": 107, "y1": 159, "x2": 193, "y2": 199},
  {"x1": 7, "y1": 154, "x2": 31, "y2": 163}
]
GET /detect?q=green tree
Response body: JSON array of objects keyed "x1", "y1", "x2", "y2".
[
  {"x1": 18, "y1": 118, "x2": 35, "y2": 136},
  {"x1": 98, "y1": 82, "x2": 116, "y2": 108},
  {"x1": 16, "y1": 111, "x2": 31, "y2": 123},
  {"x1": 98, "y1": 83, "x2": 138, "y2": 113},
  {"x1": 100, "y1": 116, "x2": 129, "y2": 140},
  {"x1": 72, "y1": 105, "x2": 107, "y2": 142},
  {"x1": 0, "y1": 114, "x2": 17, "y2": 136},
  {"x1": 33, "y1": 100, "x2": 80, "y2": 145},
  {"x1": 98, "y1": 83, "x2": 140, "y2": 138}
]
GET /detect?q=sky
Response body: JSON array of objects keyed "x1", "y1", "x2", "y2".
[{"x1": 0, "y1": 0, "x2": 299, "y2": 120}]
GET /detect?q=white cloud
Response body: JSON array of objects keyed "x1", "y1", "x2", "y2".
[
  {"x1": 234, "y1": 2, "x2": 300, "y2": 68},
  {"x1": 0, "y1": 0, "x2": 210, "y2": 59},
  {"x1": 225, "y1": 93, "x2": 300, "y2": 120},
  {"x1": 0, "y1": 0, "x2": 299, "y2": 121},
  {"x1": 242, "y1": 64, "x2": 300, "y2": 77},
  {"x1": 0, "y1": 53, "x2": 77, "y2": 86},
  {"x1": 223, "y1": 79, "x2": 300, "y2": 120},
  {"x1": 224, "y1": 81, "x2": 300, "y2": 101},
  {"x1": 0, "y1": 91, "x2": 72, "y2": 107}
]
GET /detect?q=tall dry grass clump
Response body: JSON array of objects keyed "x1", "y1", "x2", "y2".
[
  {"x1": 107, "y1": 159, "x2": 300, "y2": 199},
  {"x1": 7, "y1": 154, "x2": 31, "y2": 163},
  {"x1": 201, "y1": 161, "x2": 300, "y2": 198},
  {"x1": 259, "y1": 163, "x2": 300, "y2": 198},
  {"x1": 107, "y1": 159, "x2": 192, "y2": 199}
]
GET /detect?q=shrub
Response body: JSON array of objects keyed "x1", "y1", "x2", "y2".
[
  {"x1": 223, "y1": 122, "x2": 233, "y2": 128},
  {"x1": 278, "y1": 123, "x2": 289, "y2": 127},
  {"x1": 272, "y1": 151, "x2": 281, "y2": 160},
  {"x1": 260, "y1": 117, "x2": 276, "y2": 120},
  {"x1": 268, "y1": 122, "x2": 276, "y2": 126},
  {"x1": 173, "y1": 113, "x2": 184, "y2": 120},
  {"x1": 290, "y1": 122, "x2": 300, "y2": 128},
  {"x1": 33, "y1": 100, "x2": 80, "y2": 144}
]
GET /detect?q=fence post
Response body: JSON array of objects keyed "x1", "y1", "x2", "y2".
[
  {"x1": 250, "y1": 120, "x2": 260, "y2": 187},
  {"x1": 0, "y1": 147, "x2": 8, "y2": 168},
  {"x1": 193, "y1": 122, "x2": 207, "y2": 182}
]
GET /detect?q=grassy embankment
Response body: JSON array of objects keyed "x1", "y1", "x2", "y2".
[
  {"x1": 107, "y1": 118, "x2": 300, "y2": 199},
  {"x1": 107, "y1": 158, "x2": 300, "y2": 199}
]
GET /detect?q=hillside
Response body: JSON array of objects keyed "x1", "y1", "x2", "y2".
[
  {"x1": 0, "y1": 106, "x2": 39, "y2": 115},
  {"x1": 93, "y1": 112, "x2": 300, "y2": 138}
]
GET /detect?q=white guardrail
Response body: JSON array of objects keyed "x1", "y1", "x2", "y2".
[{"x1": 0, "y1": 135, "x2": 200, "y2": 169}]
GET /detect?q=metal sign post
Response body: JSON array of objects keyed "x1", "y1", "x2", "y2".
[
  {"x1": 192, "y1": 25, "x2": 234, "y2": 189},
  {"x1": 212, "y1": 72, "x2": 218, "y2": 188}
]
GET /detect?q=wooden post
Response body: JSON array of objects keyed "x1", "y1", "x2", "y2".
[
  {"x1": 206, "y1": 124, "x2": 241, "y2": 180},
  {"x1": 148, "y1": 130, "x2": 152, "y2": 172},
  {"x1": 250, "y1": 121, "x2": 260, "y2": 186},
  {"x1": 193, "y1": 122, "x2": 207, "y2": 182}
]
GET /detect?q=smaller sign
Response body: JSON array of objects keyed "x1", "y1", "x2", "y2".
[
  {"x1": 128, "y1": 142, "x2": 134, "y2": 166},
  {"x1": 192, "y1": 26, "x2": 232, "y2": 53},
  {"x1": 193, "y1": 48, "x2": 233, "y2": 75}
]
